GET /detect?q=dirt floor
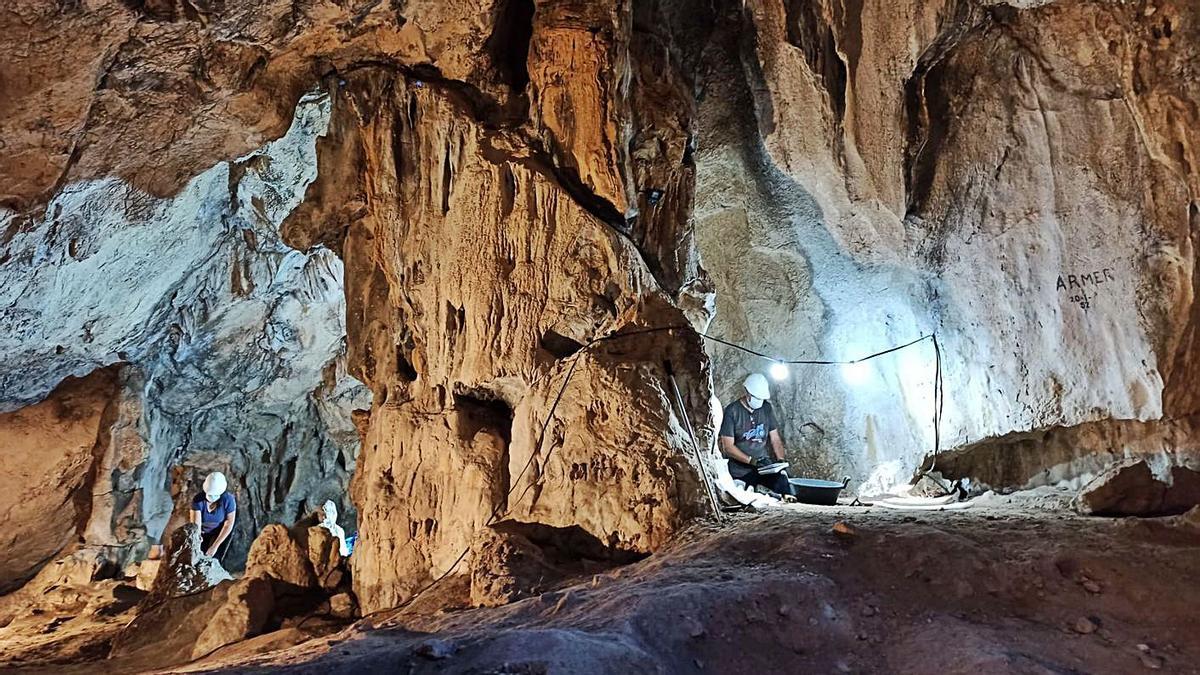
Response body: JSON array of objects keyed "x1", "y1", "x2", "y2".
[{"x1": 5, "y1": 490, "x2": 1200, "y2": 674}]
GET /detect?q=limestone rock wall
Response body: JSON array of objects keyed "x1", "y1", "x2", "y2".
[
  {"x1": 936, "y1": 416, "x2": 1200, "y2": 491},
  {"x1": 695, "y1": 0, "x2": 1200, "y2": 491},
  {"x1": 0, "y1": 369, "x2": 118, "y2": 591},
  {"x1": 0, "y1": 92, "x2": 366, "y2": 577},
  {"x1": 288, "y1": 50, "x2": 713, "y2": 611},
  {"x1": 2, "y1": 0, "x2": 715, "y2": 609}
]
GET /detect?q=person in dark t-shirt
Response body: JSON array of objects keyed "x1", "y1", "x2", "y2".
[
  {"x1": 718, "y1": 373, "x2": 793, "y2": 497},
  {"x1": 190, "y1": 471, "x2": 237, "y2": 560}
]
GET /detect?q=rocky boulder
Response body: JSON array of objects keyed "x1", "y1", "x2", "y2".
[
  {"x1": 0, "y1": 548, "x2": 115, "y2": 627},
  {"x1": 190, "y1": 575, "x2": 276, "y2": 661},
  {"x1": 242, "y1": 517, "x2": 357, "y2": 627},
  {"x1": 124, "y1": 559, "x2": 161, "y2": 592},
  {"x1": 1075, "y1": 459, "x2": 1200, "y2": 516},
  {"x1": 245, "y1": 524, "x2": 317, "y2": 589},
  {"x1": 144, "y1": 523, "x2": 231, "y2": 604},
  {"x1": 469, "y1": 529, "x2": 559, "y2": 608},
  {"x1": 328, "y1": 592, "x2": 357, "y2": 620},
  {"x1": 109, "y1": 581, "x2": 230, "y2": 665},
  {"x1": 0, "y1": 547, "x2": 146, "y2": 668},
  {"x1": 301, "y1": 526, "x2": 346, "y2": 592},
  {"x1": 245, "y1": 520, "x2": 349, "y2": 591},
  {"x1": 109, "y1": 523, "x2": 235, "y2": 663},
  {"x1": 110, "y1": 518, "x2": 355, "y2": 667}
]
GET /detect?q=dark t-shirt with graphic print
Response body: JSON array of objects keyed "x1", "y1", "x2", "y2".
[{"x1": 719, "y1": 399, "x2": 778, "y2": 478}]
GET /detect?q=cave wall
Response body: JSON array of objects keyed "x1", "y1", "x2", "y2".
[
  {"x1": 694, "y1": 0, "x2": 1200, "y2": 492},
  {"x1": 283, "y1": 0, "x2": 717, "y2": 612},
  {"x1": 4, "y1": 0, "x2": 1200, "y2": 613},
  {"x1": 0, "y1": 91, "x2": 366, "y2": 576},
  {"x1": 2, "y1": 0, "x2": 717, "y2": 607},
  {"x1": 0, "y1": 369, "x2": 118, "y2": 591}
]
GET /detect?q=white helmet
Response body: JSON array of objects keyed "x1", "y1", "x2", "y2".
[
  {"x1": 743, "y1": 373, "x2": 771, "y2": 400},
  {"x1": 203, "y1": 472, "x2": 228, "y2": 503}
]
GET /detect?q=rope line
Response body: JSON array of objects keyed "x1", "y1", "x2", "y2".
[
  {"x1": 382, "y1": 335, "x2": 597, "y2": 619},
  {"x1": 380, "y1": 324, "x2": 942, "y2": 620},
  {"x1": 698, "y1": 331, "x2": 933, "y2": 365}
]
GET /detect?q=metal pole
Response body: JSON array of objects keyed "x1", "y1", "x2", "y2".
[{"x1": 664, "y1": 361, "x2": 724, "y2": 523}]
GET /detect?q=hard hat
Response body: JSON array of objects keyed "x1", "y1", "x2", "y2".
[
  {"x1": 743, "y1": 373, "x2": 770, "y2": 400},
  {"x1": 203, "y1": 472, "x2": 228, "y2": 502}
]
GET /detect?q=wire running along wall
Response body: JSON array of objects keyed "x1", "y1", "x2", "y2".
[{"x1": 381, "y1": 324, "x2": 943, "y2": 616}]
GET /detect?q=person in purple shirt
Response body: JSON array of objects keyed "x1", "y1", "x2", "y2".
[{"x1": 190, "y1": 472, "x2": 236, "y2": 559}]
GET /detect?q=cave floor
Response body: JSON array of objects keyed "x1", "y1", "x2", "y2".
[
  {"x1": 5, "y1": 493, "x2": 1199, "y2": 674},
  {"x1": 200, "y1": 493, "x2": 1200, "y2": 675}
]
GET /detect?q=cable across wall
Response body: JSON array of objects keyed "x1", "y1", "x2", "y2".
[{"x1": 380, "y1": 323, "x2": 943, "y2": 619}]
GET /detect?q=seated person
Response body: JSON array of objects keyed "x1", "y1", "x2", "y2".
[
  {"x1": 190, "y1": 471, "x2": 236, "y2": 559},
  {"x1": 719, "y1": 373, "x2": 793, "y2": 498}
]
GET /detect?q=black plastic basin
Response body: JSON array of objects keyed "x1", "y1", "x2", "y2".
[{"x1": 789, "y1": 477, "x2": 850, "y2": 506}]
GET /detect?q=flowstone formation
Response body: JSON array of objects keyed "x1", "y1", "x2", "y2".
[{"x1": 284, "y1": 3, "x2": 717, "y2": 611}]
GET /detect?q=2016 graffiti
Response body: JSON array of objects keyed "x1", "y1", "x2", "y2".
[{"x1": 1057, "y1": 268, "x2": 1116, "y2": 311}]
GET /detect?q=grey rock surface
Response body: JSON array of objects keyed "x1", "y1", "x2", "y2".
[
  {"x1": 148, "y1": 523, "x2": 232, "y2": 602},
  {"x1": 0, "y1": 92, "x2": 368, "y2": 573}
]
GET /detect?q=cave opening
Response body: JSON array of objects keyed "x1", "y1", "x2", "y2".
[
  {"x1": 486, "y1": 0, "x2": 536, "y2": 94},
  {"x1": 538, "y1": 328, "x2": 586, "y2": 360},
  {"x1": 452, "y1": 388, "x2": 515, "y2": 447}
]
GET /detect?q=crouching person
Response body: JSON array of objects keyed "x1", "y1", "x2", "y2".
[
  {"x1": 719, "y1": 373, "x2": 793, "y2": 498},
  {"x1": 190, "y1": 471, "x2": 236, "y2": 560}
]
